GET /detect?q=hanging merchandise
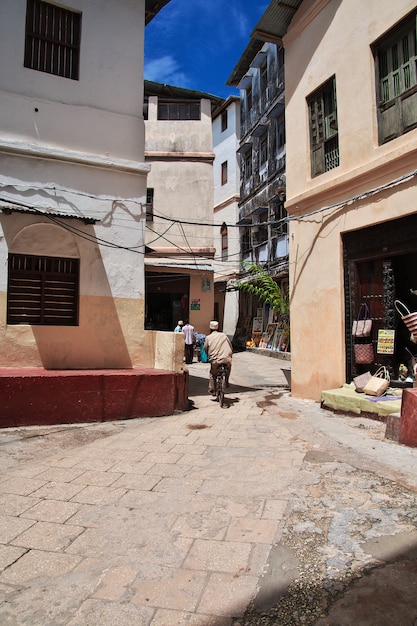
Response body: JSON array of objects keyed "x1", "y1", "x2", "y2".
[
  {"x1": 353, "y1": 342, "x2": 374, "y2": 365},
  {"x1": 394, "y1": 300, "x2": 417, "y2": 340},
  {"x1": 362, "y1": 366, "x2": 390, "y2": 396},
  {"x1": 352, "y1": 303, "x2": 372, "y2": 338}
]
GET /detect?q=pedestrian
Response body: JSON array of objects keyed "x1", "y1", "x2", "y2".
[
  {"x1": 182, "y1": 320, "x2": 196, "y2": 364},
  {"x1": 174, "y1": 320, "x2": 184, "y2": 333},
  {"x1": 204, "y1": 321, "x2": 233, "y2": 395}
]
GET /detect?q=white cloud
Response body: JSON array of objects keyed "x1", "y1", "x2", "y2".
[{"x1": 144, "y1": 55, "x2": 190, "y2": 88}]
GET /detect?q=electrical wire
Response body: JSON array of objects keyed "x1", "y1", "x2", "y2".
[{"x1": 1, "y1": 166, "x2": 415, "y2": 269}]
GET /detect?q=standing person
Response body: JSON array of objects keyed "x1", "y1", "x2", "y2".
[
  {"x1": 182, "y1": 320, "x2": 196, "y2": 364},
  {"x1": 174, "y1": 320, "x2": 184, "y2": 333},
  {"x1": 204, "y1": 321, "x2": 233, "y2": 395}
]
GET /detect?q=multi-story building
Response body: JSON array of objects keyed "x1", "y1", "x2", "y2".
[
  {"x1": 143, "y1": 81, "x2": 223, "y2": 336},
  {"x1": 212, "y1": 96, "x2": 241, "y2": 339},
  {"x1": 0, "y1": 0, "x2": 190, "y2": 425},
  {"x1": 283, "y1": 0, "x2": 417, "y2": 400},
  {"x1": 226, "y1": 9, "x2": 291, "y2": 351}
]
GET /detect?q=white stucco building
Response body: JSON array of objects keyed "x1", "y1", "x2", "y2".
[
  {"x1": 212, "y1": 97, "x2": 241, "y2": 339},
  {"x1": 0, "y1": 0, "x2": 190, "y2": 425},
  {"x1": 0, "y1": 0, "x2": 181, "y2": 370}
]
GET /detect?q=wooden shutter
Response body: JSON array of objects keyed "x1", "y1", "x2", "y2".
[{"x1": 7, "y1": 255, "x2": 79, "y2": 326}]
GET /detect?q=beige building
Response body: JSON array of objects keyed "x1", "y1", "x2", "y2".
[
  {"x1": 283, "y1": 0, "x2": 417, "y2": 400},
  {"x1": 144, "y1": 81, "x2": 223, "y2": 336}
]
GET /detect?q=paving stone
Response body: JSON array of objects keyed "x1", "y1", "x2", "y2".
[
  {"x1": 0, "y1": 549, "x2": 81, "y2": 583},
  {"x1": 0, "y1": 492, "x2": 39, "y2": 516},
  {"x1": 131, "y1": 568, "x2": 207, "y2": 611},
  {"x1": 151, "y1": 608, "x2": 233, "y2": 625},
  {"x1": 197, "y1": 572, "x2": 259, "y2": 617},
  {"x1": 20, "y1": 499, "x2": 81, "y2": 523},
  {"x1": 70, "y1": 485, "x2": 127, "y2": 505},
  {"x1": 67, "y1": 598, "x2": 154, "y2": 626},
  {"x1": 0, "y1": 476, "x2": 47, "y2": 496},
  {"x1": 11, "y1": 520, "x2": 84, "y2": 551},
  {"x1": 0, "y1": 544, "x2": 27, "y2": 572},
  {"x1": 32, "y1": 480, "x2": 86, "y2": 501},
  {"x1": 226, "y1": 517, "x2": 280, "y2": 544},
  {"x1": 0, "y1": 514, "x2": 35, "y2": 543},
  {"x1": 183, "y1": 538, "x2": 252, "y2": 573}
]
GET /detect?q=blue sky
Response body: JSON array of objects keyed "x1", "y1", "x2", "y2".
[{"x1": 144, "y1": 0, "x2": 269, "y2": 99}]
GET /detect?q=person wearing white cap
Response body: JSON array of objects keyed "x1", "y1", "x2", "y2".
[
  {"x1": 203, "y1": 321, "x2": 233, "y2": 394},
  {"x1": 174, "y1": 320, "x2": 184, "y2": 333}
]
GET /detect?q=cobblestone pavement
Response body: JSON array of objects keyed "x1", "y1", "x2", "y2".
[{"x1": 0, "y1": 351, "x2": 416, "y2": 625}]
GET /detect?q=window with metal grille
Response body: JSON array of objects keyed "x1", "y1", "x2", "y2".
[
  {"x1": 146, "y1": 188, "x2": 154, "y2": 222},
  {"x1": 221, "y1": 161, "x2": 228, "y2": 185},
  {"x1": 157, "y1": 101, "x2": 200, "y2": 120},
  {"x1": 221, "y1": 223, "x2": 228, "y2": 261},
  {"x1": 7, "y1": 254, "x2": 79, "y2": 326},
  {"x1": 244, "y1": 150, "x2": 252, "y2": 180},
  {"x1": 260, "y1": 61, "x2": 268, "y2": 105},
  {"x1": 259, "y1": 134, "x2": 268, "y2": 165},
  {"x1": 307, "y1": 75, "x2": 339, "y2": 177},
  {"x1": 221, "y1": 110, "x2": 228, "y2": 132},
  {"x1": 373, "y1": 9, "x2": 417, "y2": 144},
  {"x1": 24, "y1": 0, "x2": 81, "y2": 80}
]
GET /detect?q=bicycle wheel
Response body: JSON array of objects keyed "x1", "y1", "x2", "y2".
[
  {"x1": 218, "y1": 383, "x2": 224, "y2": 407},
  {"x1": 217, "y1": 367, "x2": 226, "y2": 407}
]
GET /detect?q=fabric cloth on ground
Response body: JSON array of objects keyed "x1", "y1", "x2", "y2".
[{"x1": 321, "y1": 383, "x2": 402, "y2": 417}]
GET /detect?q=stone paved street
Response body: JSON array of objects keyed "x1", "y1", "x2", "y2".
[{"x1": 0, "y1": 351, "x2": 417, "y2": 625}]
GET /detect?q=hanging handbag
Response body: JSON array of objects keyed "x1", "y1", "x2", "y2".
[
  {"x1": 352, "y1": 303, "x2": 372, "y2": 338},
  {"x1": 363, "y1": 366, "x2": 390, "y2": 397},
  {"x1": 353, "y1": 370, "x2": 372, "y2": 393},
  {"x1": 354, "y1": 342, "x2": 374, "y2": 365},
  {"x1": 395, "y1": 300, "x2": 417, "y2": 340}
]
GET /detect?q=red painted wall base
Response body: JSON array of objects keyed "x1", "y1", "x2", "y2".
[
  {"x1": 399, "y1": 388, "x2": 417, "y2": 448},
  {"x1": 0, "y1": 368, "x2": 189, "y2": 428}
]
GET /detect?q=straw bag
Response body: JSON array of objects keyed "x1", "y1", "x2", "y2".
[
  {"x1": 352, "y1": 303, "x2": 372, "y2": 338},
  {"x1": 363, "y1": 366, "x2": 390, "y2": 397},
  {"x1": 353, "y1": 371, "x2": 372, "y2": 393},
  {"x1": 395, "y1": 300, "x2": 417, "y2": 339},
  {"x1": 354, "y1": 342, "x2": 374, "y2": 365}
]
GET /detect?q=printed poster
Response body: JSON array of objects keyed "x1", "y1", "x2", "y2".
[{"x1": 377, "y1": 329, "x2": 395, "y2": 354}]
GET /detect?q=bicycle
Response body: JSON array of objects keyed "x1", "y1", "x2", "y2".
[{"x1": 215, "y1": 363, "x2": 228, "y2": 407}]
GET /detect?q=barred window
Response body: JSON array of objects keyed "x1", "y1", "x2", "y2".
[
  {"x1": 146, "y1": 188, "x2": 154, "y2": 222},
  {"x1": 308, "y1": 75, "x2": 339, "y2": 177},
  {"x1": 7, "y1": 254, "x2": 79, "y2": 325},
  {"x1": 157, "y1": 101, "x2": 200, "y2": 120},
  {"x1": 221, "y1": 110, "x2": 228, "y2": 132},
  {"x1": 221, "y1": 223, "x2": 228, "y2": 261},
  {"x1": 373, "y1": 9, "x2": 417, "y2": 143},
  {"x1": 221, "y1": 161, "x2": 228, "y2": 185},
  {"x1": 24, "y1": 0, "x2": 81, "y2": 80}
]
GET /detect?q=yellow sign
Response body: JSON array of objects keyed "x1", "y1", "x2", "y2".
[{"x1": 377, "y1": 329, "x2": 395, "y2": 354}]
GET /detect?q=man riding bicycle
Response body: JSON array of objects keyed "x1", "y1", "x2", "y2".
[{"x1": 204, "y1": 321, "x2": 233, "y2": 395}]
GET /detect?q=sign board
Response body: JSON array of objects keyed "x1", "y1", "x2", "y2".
[{"x1": 377, "y1": 329, "x2": 395, "y2": 354}]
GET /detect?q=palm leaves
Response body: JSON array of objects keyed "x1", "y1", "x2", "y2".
[{"x1": 236, "y1": 263, "x2": 289, "y2": 315}]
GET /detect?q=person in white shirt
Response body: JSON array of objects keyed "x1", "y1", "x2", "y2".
[{"x1": 182, "y1": 320, "x2": 196, "y2": 364}]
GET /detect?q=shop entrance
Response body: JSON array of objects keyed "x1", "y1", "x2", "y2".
[
  {"x1": 344, "y1": 214, "x2": 417, "y2": 383},
  {"x1": 145, "y1": 271, "x2": 189, "y2": 331}
]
